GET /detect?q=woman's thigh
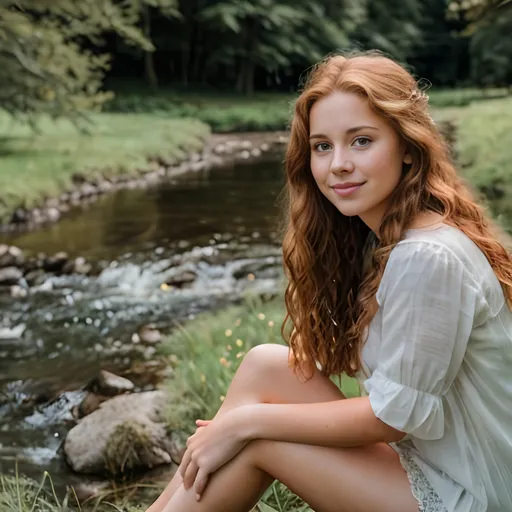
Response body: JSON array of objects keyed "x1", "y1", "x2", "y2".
[{"x1": 251, "y1": 439, "x2": 418, "y2": 512}]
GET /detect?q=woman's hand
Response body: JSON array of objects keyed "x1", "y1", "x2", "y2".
[{"x1": 179, "y1": 408, "x2": 251, "y2": 500}]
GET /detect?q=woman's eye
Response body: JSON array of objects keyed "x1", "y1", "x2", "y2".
[
  {"x1": 353, "y1": 137, "x2": 371, "y2": 147},
  {"x1": 314, "y1": 142, "x2": 331, "y2": 152}
]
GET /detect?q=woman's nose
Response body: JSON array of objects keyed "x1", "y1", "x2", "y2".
[{"x1": 330, "y1": 155, "x2": 355, "y2": 174}]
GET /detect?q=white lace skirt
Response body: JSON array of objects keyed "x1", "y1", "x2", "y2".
[{"x1": 398, "y1": 451, "x2": 448, "y2": 512}]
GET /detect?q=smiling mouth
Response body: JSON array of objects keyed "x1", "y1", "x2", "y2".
[{"x1": 331, "y1": 182, "x2": 365, "y2": 197}]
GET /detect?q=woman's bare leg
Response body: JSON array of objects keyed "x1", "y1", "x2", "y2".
[
  {"x1": 146, "y1": 343, "x2": 344, "y2": 512},
  {"x1": 163, "y1": 439, "x2": 417, "y2": 512}
]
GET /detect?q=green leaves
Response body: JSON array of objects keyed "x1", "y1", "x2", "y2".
[{"x1": 0, "y1": 0, "x2": 180, "y2": 120}]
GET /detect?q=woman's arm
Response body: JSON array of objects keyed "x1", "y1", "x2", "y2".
[{"x1": 241, "y1": 397, "x2": 406, "y2": 446}]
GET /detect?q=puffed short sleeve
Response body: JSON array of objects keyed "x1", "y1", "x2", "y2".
[{"x1": 363, "y1": 241, "x2": 478, "y2": 440}]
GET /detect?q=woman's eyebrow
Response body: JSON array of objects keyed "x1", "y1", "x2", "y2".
[{"x1": 309, "y1": 125, "x2": 379, "y2": 139}]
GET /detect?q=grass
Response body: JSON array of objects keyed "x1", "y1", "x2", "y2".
[
  {"x1": 157, "y1": 294, "x2": 360, "y2": 512},
  {"x1": 105, "y1": 90, "x2": 295, "y2": 133},
  {"x1": 105, "y1": 84, "x2": 510, "y2": 131},
  {"x1": 0, "y1": 112, "x2": 210, "y2": 221},
  {"x1": 0, "y1": 466, "x2": 160, "y2": 511},
  {"x1": 427, "y1": 87, "x2": 510, "y2": 108},
  {"x1": 435, "y1": 95, "x2": 512, "y2": 232}
]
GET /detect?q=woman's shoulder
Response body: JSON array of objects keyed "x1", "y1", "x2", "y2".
[
  {"x1": 395, "y1": 223, "x2": 489, "y2": 272},
  {"x1": 384, "y1": 224, "x2": 506, "y2": 316}
]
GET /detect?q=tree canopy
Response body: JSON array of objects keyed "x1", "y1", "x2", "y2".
[{"x1": 0, "y1": 0, "x2": 510, "y2": 118}]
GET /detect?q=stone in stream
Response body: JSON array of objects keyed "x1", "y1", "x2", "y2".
[
  {"x1": 43, "y1": 251, "x2": 69, "y2": 272},
  {"x1": 77, "y1": 392, "x2": 111, "y2": 418},
  {"x1": 10, "y1": 207, "x2": 28, "y2": 224},
  {"x1": 64, "y1": 390, "x2": 173, "y2": 475},
  {"x1": 138, "y1": 325, "x2": 162, "y2": 345},
  {"x1": 0, "y1": 245, "x2": 25, "y2": 268},
  {"x1": 62, "y1": 256, "x2": 92, "y2": 275},
  {"x1": 10, "y1": 284, "x2": 28, "y2": 299},
  {"x1": 89, "y1": 370, "x2": 135, "y2": 396},
  {"x1": 24, "y1": 269, "x2": 46, "y2": 287},
  {"x1": 0, "y1": 266, "x2": 23, "y2": 286},
  {"x1": 164, "y1": 270, "x2": 197, "y2": 289}
]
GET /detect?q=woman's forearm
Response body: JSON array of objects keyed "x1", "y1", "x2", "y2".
[{"x1": 242, "y1": 397, "x2": 406, "y2": 447}]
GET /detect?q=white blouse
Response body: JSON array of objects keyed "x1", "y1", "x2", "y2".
[{"x1": 361, "y1": 224, "x2": 512, "y2": 512}]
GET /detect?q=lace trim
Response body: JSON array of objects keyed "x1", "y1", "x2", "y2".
[{"x1": 398, "y1": 451, "x2": 448, "y2": 512}]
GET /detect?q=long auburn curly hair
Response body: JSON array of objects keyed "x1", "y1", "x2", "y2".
[{"x1": 282, "y1": 51, "x2": 512, "y2": 379}]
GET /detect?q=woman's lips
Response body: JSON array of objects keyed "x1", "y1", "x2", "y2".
[{"x1": 332, "y1": 182, "x2": 365, "y2": 197}]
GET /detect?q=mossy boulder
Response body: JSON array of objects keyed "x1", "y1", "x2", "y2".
[{"x1": 64, "y1": 390, "x2": 173, "y2": 475}]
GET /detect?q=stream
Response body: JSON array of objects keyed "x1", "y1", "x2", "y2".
[{"x1": 0, "y1": 155, "x2": 286, "y2": 487}]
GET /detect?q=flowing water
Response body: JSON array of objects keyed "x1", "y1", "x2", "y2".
[{"x1": 0, "y1": 155, "x2": 286, "y2": 485}]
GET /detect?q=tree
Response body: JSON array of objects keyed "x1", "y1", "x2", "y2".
[
  {"x1": 0, "y1": 0, "x2": 178, "y2": 120},
  {"x1": 197, "y1": 0, "x2": 354, "y2": 94},
  {"x1": 449, "y1": 0, "x2": 512, "y2": 85},
  {"x1": 349, "y1": 0, "x2": 423, "y2": 63},
  {"x1": 132, "y1": 0, "x2": 180, "y2": 89}
]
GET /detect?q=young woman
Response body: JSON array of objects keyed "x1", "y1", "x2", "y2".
[{"x1": 147, "y1": 52, "x2": 512, "y2": 512}]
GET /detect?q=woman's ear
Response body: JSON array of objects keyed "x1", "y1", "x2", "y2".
[{"x1": 403, "y1": 151, "x2": 413, "y2": 165}]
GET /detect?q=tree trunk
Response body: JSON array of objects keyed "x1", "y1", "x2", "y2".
[
  {"x1": 237, "y1": 59, "x2": 255, "y2": 95},
  {"x1": 143, "y1": 5, "x2": 158, "y2": 90},
  {"x1": 181, "y1": 42, "x2": 190, "y2": 86},
  {"x1": 236, "y1": 20, "x2": 256, "y2": 95}
]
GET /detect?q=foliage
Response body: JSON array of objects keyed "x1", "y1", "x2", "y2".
[
  {"x1": 436, "y1": 95, "x2": 512, "y2": 233},
  {"x1": 0, "y1": 114, "x2": 209, "y2": 221},
  {"x1": 197, "y1": 0, "x2": 355, "y2": 94},
  {"x1": 0, "y1": 0, "x2": 180, "y2": 120},
  {"x1": 349, "y1": 0, "x2": 423, "y2": 62},
  {"x1": 160, "y1": 295, "x2": 288, "y2": 428},
  {"x1": 106, "y1": 89, "x2": 294, "y2": 132},
  {"x1": 449, "y1": 0, "x2": 512, "y2": 85},
  {"x1": 468, "y1": 3, "x2": 512, "y2": 85},
  {"x1": 0, "y1": 470, "x2": 80, "y2": 512}
]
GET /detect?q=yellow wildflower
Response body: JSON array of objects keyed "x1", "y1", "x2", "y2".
[
  {"x1": 236, "y1": 351, "x2": 246, "y2": 359},
  {"x1": 225, "y1": 329, "x2": 233, "y2": 337},
  {"x1": 226, "y1": 344, "x2": 232, "y2": 351},
  {"x1": 257, "y1": 313, "x2": 265, "y2": 320},
  {"x1": 268, "y1": 320, "x2": 275, "y2": 327},
  {"x1": 200, "y1": 374, "x2": 206, "y2": 383},
  {"x1": 220, "y1": 395, "x2": 225, "y2": 402},
  {"x1": 236, "y1": 338, "x2": 243, "y2": 347}
]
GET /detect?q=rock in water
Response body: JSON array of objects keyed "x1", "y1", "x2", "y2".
[
  {"x1": 0, "y1": 245, "x2": 25, "y2": 268},
  {"x1": 92, "y1": 370, "x2": 135, "y2": 396},
  {"x1": 0, "y1": 266, "x2": 23, "y2": 286},
  {"x1": 138, "y1": 325, "x2": 162, "y2": 345},
  {"x1": 43, "y1": 252, "x2": 69, "y2": 273},
  {"x1": 64, "y1": 391, "x2": 173, "y2": 475}
]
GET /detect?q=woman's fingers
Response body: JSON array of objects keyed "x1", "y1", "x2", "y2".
[
  {"x1": 194, "y1": 469, "x2": 210, "y2": 501},
  {"x1": 179, "y1": 448, "x2": 192, "y2": 479},
  {"x1": 195, "y1": 419, "x2": 210, "y2": 427},
  {"x1": 183, "y1": 458, "x2": 200, "y2": 490}
]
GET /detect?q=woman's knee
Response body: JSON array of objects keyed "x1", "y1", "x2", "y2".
[{"x1": 239, "y1": 344, "x2": 290, "y2": 379}]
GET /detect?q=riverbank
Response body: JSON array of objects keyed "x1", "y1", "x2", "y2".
[
  {"x1": 0, "y1": 114, "x2": 209, "y2": 225},
  {"x1": 0, "y1": 115, "x2": 288, "y2": 231},
  {"x1": 1, "y1": 90, "x2": 511, "y2": 233}
]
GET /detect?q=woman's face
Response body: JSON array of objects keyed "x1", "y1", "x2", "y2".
[{"x1": 309, "y1": 91, "x2": 411, "y2": 233}]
